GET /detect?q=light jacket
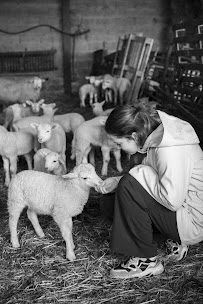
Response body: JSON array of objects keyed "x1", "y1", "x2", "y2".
[{"x1": 129, "y1": 110, "x2": 203, "y2": 246}]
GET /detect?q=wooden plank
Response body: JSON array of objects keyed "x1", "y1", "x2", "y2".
[
  {"x1": 61, "y1": 0, "x2": 71, "y2": 96},
  {"x1": 127, "y1": 37, "x2": 154, "y2": 102}
]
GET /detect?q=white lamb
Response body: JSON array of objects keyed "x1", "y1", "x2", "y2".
[
  {"x1": 34, "y1": 148, "x2": 66, "y2": 175},
  {"x1": 71, "y1": 116, "x2": 123, "y2": 176},
  {"x1": 8, "y1": 161, "x2": 102, "y2": 261},
  {"x1": 79, "y1": 84, "x2": 98, "y2": 107},
  {"x1": 0, "y1": 125, "x2": 35, "y2": 186},
  {"x1": 31, "y1": 122, "x2": 67, "y2": 166},
  {"x1": 3, "y1": 99, "x2": 45, "y2": 130},
  {"x1": 0, "y1": 76, "x2": 47, "y2": 108},
  {"x1": 91, "y1": 100, "x2": 115, "y2": 117},
  {"x1": 102, "y1": 74, "x2": 131, "y2": 105}
]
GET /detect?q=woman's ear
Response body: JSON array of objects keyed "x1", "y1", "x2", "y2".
[{"x1": 131, "y1": 132, "x2": 138, "y2": 141}]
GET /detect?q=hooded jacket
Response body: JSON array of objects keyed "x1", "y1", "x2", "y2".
[{"x1": 129, "y1": 110, "x2": 203, "y2": 246}]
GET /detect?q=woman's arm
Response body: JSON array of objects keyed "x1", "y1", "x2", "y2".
[{"x1": 129, "y1": 146, "x2": 193, "y2": 211}]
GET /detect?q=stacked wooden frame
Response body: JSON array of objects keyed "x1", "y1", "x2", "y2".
[{"x1": 111, "y1": 33, "x2": 154, "y2": 102}]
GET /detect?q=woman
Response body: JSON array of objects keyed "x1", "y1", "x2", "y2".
[{"x1": 96, "y1": 104, "x2": 203, "y2": 279}]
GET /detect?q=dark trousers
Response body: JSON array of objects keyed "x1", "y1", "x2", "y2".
[{"x1": 100, "y1": 174, "x2": 181, "y2": 258}]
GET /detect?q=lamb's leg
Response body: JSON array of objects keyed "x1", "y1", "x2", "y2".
[
  {"x1": 9, "y1": 156, "x2": 18, "y2": 181},
  {"x1": 80, "y1": 95, "x2": 86, "y2": 108},
  {"x1": 27, "y1": 209, "x2": 45, "y2": 238},
  {"x1": 55, "y1": 216, "x2": 76, "y2": 261},
  {"x1": 101, "y1": 146, "x2": 110, "y2": 176},
  {"x1": 2, "y1": 156, "x2": 10, "y2": 186},
  {"x1": 113, "y1": 88, "x2": 118, "y2": 105},
  {"x1": 24, "y1": 153, "x2": 33, "y2": 170},
  {"x1": 113, "y1": 149, "x2": 123, "y2": 172},
  {"x1": 89, "y1": 92, "x2": 94, "y2": 106},
  {"x1": 9, "y1": 202, "x2": 23, "y2": 248}
]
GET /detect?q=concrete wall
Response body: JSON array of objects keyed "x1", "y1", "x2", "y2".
[
  {"x1": 0, "y1": 0, "x2": 63, "y2": 92},
  {"x1": 69, "y1": 0, "x2": 171, "y2": 91},
  {"x1": 0, "y1": 0, "x2": 171, "y2": 94}
]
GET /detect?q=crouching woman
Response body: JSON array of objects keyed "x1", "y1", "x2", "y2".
[{"x1": 96, "y1": 104, "x2": 203, "y2": 279}]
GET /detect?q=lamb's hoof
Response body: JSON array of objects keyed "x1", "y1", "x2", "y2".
[
  {"x1": 66, "y1": 253, "x2": 76, "y2": 262},
  {"x1": 11, "y1": 242, "x2": 20, "y2": 249},
  {"x1": 38, "y1": 233, "x2": 45, "y2": 238}
]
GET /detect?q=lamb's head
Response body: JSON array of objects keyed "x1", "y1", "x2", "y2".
[
  {"x1": 45, "y1": 151, "x2": 66, "y2": 172},
  {"x1": 26, "y1": 99, "x2": 44, "y2": 113},
  {"x1": 40, "y1": 103, "x2": 58, "y2": 116},
  {"x1": 62, "y1": 162, "x2": 103, "y2": 189},
  {"x1": 31, "y1": 122, "x2": 58, "y2": 143}
]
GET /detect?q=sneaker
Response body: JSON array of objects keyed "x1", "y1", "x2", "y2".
[
  {"x1": 165, "y1": 239, "x2": 188, "y2": 261},
  {"x1": 110, "y1": 256, "x2": 164, "y2": 279}
]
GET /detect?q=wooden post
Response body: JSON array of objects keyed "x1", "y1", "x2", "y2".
[{"x1": 61, "y1": 0, "x2": 72, "y2": 96}]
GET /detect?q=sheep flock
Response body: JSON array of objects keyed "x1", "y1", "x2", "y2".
[{"x1": 0, "y1": 74, "x2": 133, "y2": 261}]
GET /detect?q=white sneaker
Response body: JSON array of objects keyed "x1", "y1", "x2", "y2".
[{"x1": 110, "y1": 256, "x2": 164, "y2": 279}]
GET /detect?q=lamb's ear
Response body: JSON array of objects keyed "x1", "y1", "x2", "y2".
[
  {"x1": 101, "y1": 100, "x2": 105, "y2": 106},
  {"x1": 51, "y1": 123, "x2": 59, "y2": 130},
  {"x1": 38, "y1": 99, "x2": 45, "y2": 105},
  {"x1": 62, "y1": 172, "x2": 77, "y2": 179},
  {"x1": 100, "y1": 117, "x2": 107, "y2": 125},
  {"x1": 59, "y1": 156, "x2": 66, "y2": 166},
  {"x1": 53, "y1": 108, "x2": 58, "y2": 114},
  {"x1": 82, "y1": 156, "x2": 88, "y2": 164},
  {"x1": 30, "y1": 123, "x2": 39, "y2": 129},
  {"x1": 26, "y1": 100, "x2": 32, "y2": 106}
]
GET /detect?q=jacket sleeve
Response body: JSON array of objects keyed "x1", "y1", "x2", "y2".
[{"x1": 129, "y1": 146, "x2": 193, "y2": 211}]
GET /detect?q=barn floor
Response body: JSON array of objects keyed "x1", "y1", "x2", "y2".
[{"x1": 0, "y1": 90, "x2": 203, "y2": 304}]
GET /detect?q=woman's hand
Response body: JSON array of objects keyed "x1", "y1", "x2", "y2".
[{"x1": 95, "y1": 177, "x2": 119, "y2": 194}]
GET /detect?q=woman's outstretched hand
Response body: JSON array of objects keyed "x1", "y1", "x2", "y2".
[{"x1": 95, "y1": 177, "x2": 119, "y2": 194}]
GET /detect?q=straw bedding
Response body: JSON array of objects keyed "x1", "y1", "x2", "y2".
[{"x1": 0, "y1": 92, "x2": 202, "y2": 304}]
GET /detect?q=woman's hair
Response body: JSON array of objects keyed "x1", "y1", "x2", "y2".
[{"x1": 105, "y1": 103, "x2": 161, "y2": 147}]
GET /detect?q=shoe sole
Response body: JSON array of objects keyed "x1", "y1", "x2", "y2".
[{"x1": 110, "y1": 261, "x2": 164, "y2": 279}]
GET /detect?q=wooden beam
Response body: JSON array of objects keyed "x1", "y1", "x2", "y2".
[{"x1": 61, "y1": 0, "x2": 72, "y2": 96}]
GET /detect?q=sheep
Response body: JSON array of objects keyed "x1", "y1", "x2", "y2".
[
  {"x1": 3, "y1": 99, "x2": 45, "y2": 130},
  {"x1": 71, "y1": 116, "x2": 123, "y2": 176},
  {"x1": 79, "y1": 84, "x2": 98, "y2": 107},
  {"x1": 7, "y1": 161, "x2": 103, "y2": 261},
  {"x1": 102, "y1": 74, "x2": 131, "y2": 105},
  {"x1": 34, "y1": 148, "x2": 67, "y2": 175},
  {"x1": 12, "y1": 102, "x2": 57, "y2": 134},
  {"x1": 0, "y1": 76, "x2": 47, "y2": 108},
  {"x1": 91, "y1": 100, "x2": 115, "y2": 117},
  {"x1": 85, "y1": 74, "x2": 112, "y2": 103},
  {"x1": 54, "y1": 112, "x2": 85, "y2": 134},
  {"x1": 0, "y1": 125, "x2": 35, "y2": 186},
  {"x1": 31, "y1": 122, "x2": 67, "y2": 166}
]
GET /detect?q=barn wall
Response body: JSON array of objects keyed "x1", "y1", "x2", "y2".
[
  {"x1": 69, "y1": 0, "x2": 171, "y2": 91},
  {"x1": 0, "y1": 0, "x2": 63, "y2": 92},
  {"x1": 0, "y1": 0, "x2": 171, "y2": 94}
]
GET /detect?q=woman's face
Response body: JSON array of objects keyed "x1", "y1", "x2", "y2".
[{"x1": 108, "y1": 134, "x2": 139, "y2": 155}]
